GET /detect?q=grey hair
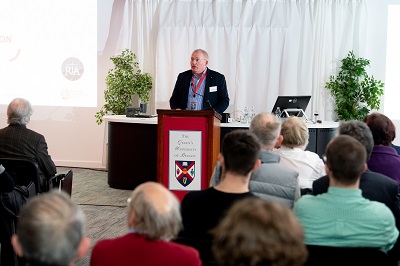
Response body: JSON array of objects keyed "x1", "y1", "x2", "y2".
[
  {"x1": 192, "y1": 49, "x2": 209, "y2": 60},
  {"x1": 16, "y1": 190, "x2": 85, "y2": 266},
  {"x1": 250, "y1": 112, "x2": 281, "y2": 147},
  {"x1": 128, "y1": 182, "x2": 181, "y2": 241},
  {"x1": 338, "y1": 120, "x2": 374, "y2": 162},
  {"x1": 7, "y1": 98, "x2": 33, "y2": 125}
]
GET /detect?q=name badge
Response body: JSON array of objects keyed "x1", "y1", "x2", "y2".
[
  {"x1": 190, "y1": 102, "x2": 197, "y2": 110},
  {"x1": 209, "y1": 86, "x2": 217, "y2": 93}
]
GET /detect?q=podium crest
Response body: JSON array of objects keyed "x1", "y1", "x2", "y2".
[{"x1": 175, "y1": 161, "x2": 195, "y2": 187}]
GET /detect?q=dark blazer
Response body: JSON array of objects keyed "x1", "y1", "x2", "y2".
[
  {"x1": 0, "y1": 124, "x2": 56, "y2": 182},
  {"x1": 169, "y1": 68, "x2": 230, "y2": 115},
  {"x1": 312, "y1": 170, "x2": 400, "y2": 220}
]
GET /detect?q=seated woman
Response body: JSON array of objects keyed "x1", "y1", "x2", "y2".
[
  {"x1": 275, "y1": 116, "x2": 325, "y2": 194},
  {"x1": 364, "y1": 112, "x2": 400, "y2": 185}
]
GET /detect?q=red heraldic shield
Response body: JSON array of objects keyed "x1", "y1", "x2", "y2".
[{"x1": 175, "y1": 161, "x2": 195, "y2": 187}]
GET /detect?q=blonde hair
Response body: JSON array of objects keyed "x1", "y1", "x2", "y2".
[{"x1": 280, "y1": 116, "x2": 309, "y2": 148}]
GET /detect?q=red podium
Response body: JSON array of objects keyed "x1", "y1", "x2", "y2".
[{"x1": 157, "y1": 109, "x2": 221, "y2": 200}]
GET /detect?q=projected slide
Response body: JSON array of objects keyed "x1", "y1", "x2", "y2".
[{"x1": 0, "y1": 0, "x2": 97, "y2": 107}]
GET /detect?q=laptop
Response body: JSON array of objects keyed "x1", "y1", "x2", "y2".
[{"x1": 271, "y1": 96, "x2": 311, "y2": 118}]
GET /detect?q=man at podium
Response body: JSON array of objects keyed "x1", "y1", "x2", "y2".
[{"x1": 169, "y1": 49, "x2": 229, "y2": 115}]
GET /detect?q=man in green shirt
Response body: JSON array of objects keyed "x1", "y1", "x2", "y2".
[{"x1": 294, "y1": 135, "x2": 398, "y2": 251}]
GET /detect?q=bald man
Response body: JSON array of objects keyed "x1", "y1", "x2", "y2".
[{"x1": 90, "y1": 182, "x2": 201, "y2": 266}]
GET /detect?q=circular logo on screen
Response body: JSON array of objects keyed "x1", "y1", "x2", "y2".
[{"x1": 61, "y1": 57, "x2": 84, "y2": 81}]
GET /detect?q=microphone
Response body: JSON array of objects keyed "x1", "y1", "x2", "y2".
[{"x1": 191, "y1": 86, "x2": 218, "y2": 114}]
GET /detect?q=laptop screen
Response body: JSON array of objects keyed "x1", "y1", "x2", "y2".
[{"x1": 271, "y1": 96, "x2": 311, "y2": 118}]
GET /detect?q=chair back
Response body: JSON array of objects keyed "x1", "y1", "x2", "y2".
[
  {"x1": 305, "y1": 245, "x2": 396, "y2": 266},
  {"x1": 0, "y1": 158, "x2": 41, "y2": 195},
  {"x1": 51, "y1": 170, "x2": 73, "y2": 196}
]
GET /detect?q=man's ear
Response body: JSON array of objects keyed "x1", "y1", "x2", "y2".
[
  {"x1": 252, "y1": 159, "x2": 261, "y2": 172},
  {"x1": 362, "y1": 163, "x2": 367, "y2": 174},
  {"x1": 75, "y1": 236, "x2": 90, "y2": 260},
  {"x1": 11, "y1": 235, "x2": 23, "y2": 257},
  {"x1": 275, "y1": 135, "x2": 283, "y2": 148},
  {"x1": 324, "y1": 163, "x2": 330, "y2": 175},
  {"x1": 128, "y1": 209, "x2": 136, "y2": 228},
  {"x1": 217, "y1": 153, "x2": 224, "y2": 167}
]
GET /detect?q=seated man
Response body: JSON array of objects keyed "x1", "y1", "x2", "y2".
[
  {"x1": 364, "y1": 112, "x2": 400, "y2": 185},
  {"x1": 312, "y1": 120, "x2": 400, "y2": 261},
  {"x1": 11, "y1": 191, "x2": 90, "y2": 265},
  {"x1": 90, "y1": 182, "x2": 201, "y2": 266},
  {"x1": 212, "y1": 197, "x2": 307, "y2": 266},
  {"x1": 294, "y1": 135, "x2": 399, "y2": 251},
  {"x1": 176, "y1": 130, "x2": 261, "y2": 264},
  {"x1": 0, "y1": 98, "x2": 56, "y2": 188},
  {"x1": 275, "y1": 116, "x2": 325, "y2": 194},
  {"x1": 210, "y1": 113, "x2": 300, "y2": 208},
  {"x1": 313, "y1": 120, "x2": 400, "y2": 220}
]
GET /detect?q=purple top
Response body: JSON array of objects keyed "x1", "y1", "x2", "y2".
[{"x1": 368, "y1": 145, "x2": 400, "y2": 185}]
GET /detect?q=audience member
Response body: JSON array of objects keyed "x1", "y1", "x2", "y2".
[
  {"x1": 11, "y1": 190, "x2": 90, "y2": 266},
  {"x1": 212, "y1": 197, "x2": 307, "y2": 266},
  {"x1": 0, "y1": 98, "x2": 56, "y2": 188},
  {"x1": 169, "y1": 48, "x2": 230, "y2": 115},
  {"x1": 312, "y1": 120, "x2": 400, "y2": 262},
  {"x1": 0, "y1": 164, "x2": 14, "y2": 193},
  {"x1": 275, "y1": 116, "x2": 325, "y2": 194},
  {"x1": 364, "y1": 112, "x2": 400, "y2": 184},
  {"x1": 294, "y1": 135, "x2": 399, "y2": 251},
  {"x1": 91, "y1": 182, "x2": 201, "y2": 266},
  {"x1": 176, "y1": 130, "x2": 261, "y2": 264},
  {"x1": 0, "y1": 164, "x2": 16, "y2": 265},
  {"x1": 313, "y1": 120, "x2": 400, "y2": 217},
  {"x1": 210, "y1": 113, "x2": 300, "y2": 207}
]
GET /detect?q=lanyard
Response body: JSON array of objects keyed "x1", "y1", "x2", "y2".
[{"x1": 191, "y1": 69, "x2": 207, "y2": 97}]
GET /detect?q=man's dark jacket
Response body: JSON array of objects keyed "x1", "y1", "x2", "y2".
[{"x1": 169, "y1": 68, "x2": 229, "y2": 115}]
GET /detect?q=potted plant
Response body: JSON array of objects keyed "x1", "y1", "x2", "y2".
[
  {"x1": 95, "y1": 49, "x2": 153, "y2": 125},
  {"x1": 325, "y1": 51, "x2": 384, "y2": 121}
]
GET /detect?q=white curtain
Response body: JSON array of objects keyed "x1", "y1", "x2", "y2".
[{"x1": 99, "y1": 0, "x2": 369, "y2": 121}]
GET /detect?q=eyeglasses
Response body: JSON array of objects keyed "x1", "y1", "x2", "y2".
[{"x1": 190, "y1": 58, "x2": 206, "y2": 63}]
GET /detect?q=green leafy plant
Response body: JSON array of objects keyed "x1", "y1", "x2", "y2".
[
  {"x1": 95, "y1": 49, "x2": 153, "y2": 124},
  {"x1": 325, "y1": 51, "x2": 384, "y2": 121}
]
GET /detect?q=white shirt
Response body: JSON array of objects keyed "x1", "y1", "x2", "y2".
[{"x1": 274, "y1": 146, "x2": 325, "y2": 189}]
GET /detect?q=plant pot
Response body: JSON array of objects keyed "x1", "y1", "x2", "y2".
[{"x1": 140, "y1": 103, "x2": 147, "y2": 114}]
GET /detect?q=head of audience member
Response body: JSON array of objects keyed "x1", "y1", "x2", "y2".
[
  {"x1": 280, "y1": 116, "x2": 309, "y2": 149},
  {"x1": 127, "y1": 182, "x2": 181, "y2": 241},
  {"x1": 7, "y1": 98, "x2": 33, "y2": 125},
  {"x1": 11, "y1": 190, "x2": 90, "y2": 266},
  {"x1": 364, "y1": 112, "x2": 396, "y2": 146},
  {"x1": 338, "y1": 120, "x2": 374, "y2": 162},
  {"x1": 220, "y1": 130, "x2": 261, "y2": 177},
  {"x1": 212, "y1": 197, "x2": 307, "y2": 266},
  {"x1": 190, "y1": 49, "x2": 209, "y2": 76},
  {"x1": 325, "y1": 135, "x2": 367, "y2": 187},
  {"x1": 250, "y1": 112, "x2": 282, "y2": 149}
]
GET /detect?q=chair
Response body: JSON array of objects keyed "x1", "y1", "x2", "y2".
[
  {"x1": 50, "y1": 170, "x2": 73, "y2": 196},
  {"x1": 0, "y1": 159, "x2": 73, "y2": 265},
  {"x1": 0, "y1": 158, "x2": 41, "y2": 195},
  {"x1": 0, "y1": 158, "x2": 39, "y2": 266},
  {"x1": 305, "y1": 245, "x2": 396, "y2": 266}
]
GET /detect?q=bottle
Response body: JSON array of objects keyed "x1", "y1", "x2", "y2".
[
  {"x1": 243, "y1": 106, "x2": 249, "y2": 124},
  {"x1": 250, "y1": 106, "x2": 256, "y2": 120},
  {"x1": 275, "y1": 107, "x2": 281, "y2": 118}
]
